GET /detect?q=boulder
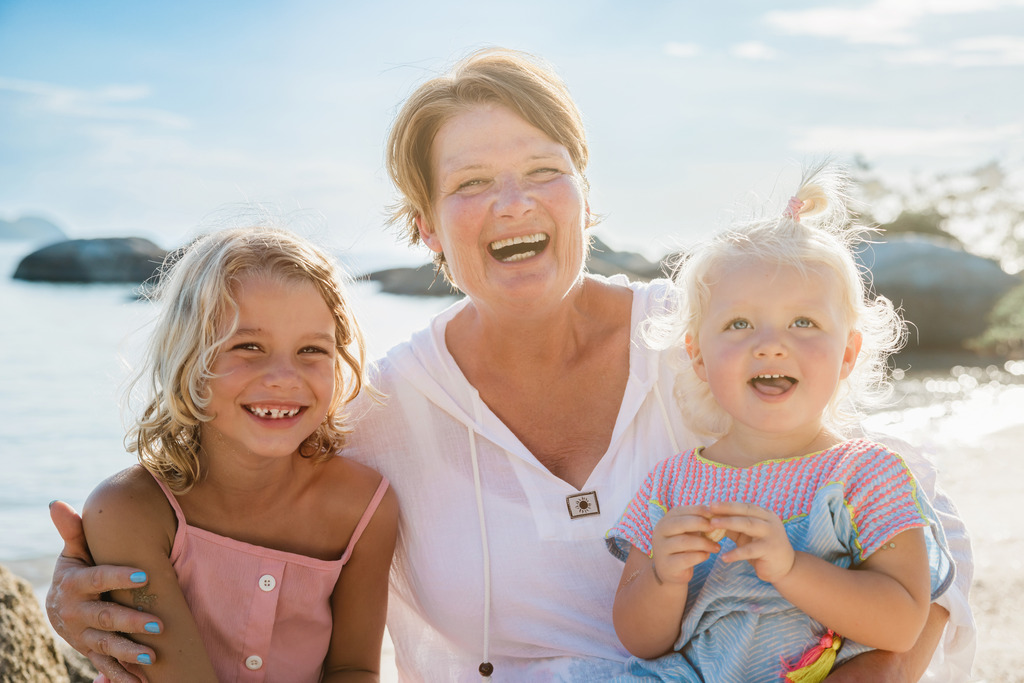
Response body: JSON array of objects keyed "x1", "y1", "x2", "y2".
[
  {"x1": 0, "y1": 563, "x2": 78, "y2": 682},
  {"x1": 364, "y1": 263, "x2": 461, "y2": 297},
  {"x1": 588, "y1": 236, "x2": 666, "y2": 280},
  {"x1": 13, "y1": 237, "x2": 168, "y2": 284},
  {"x1": 0, "y1": 215, "x2": 67, "y2": 244},
  {"x1": 862, "y1": 235, "x2": 1020, "y2": 351}
]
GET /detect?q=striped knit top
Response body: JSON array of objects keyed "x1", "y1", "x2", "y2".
[{"x1": 605, "y1": 438, "x2": 955, "y2": 683}]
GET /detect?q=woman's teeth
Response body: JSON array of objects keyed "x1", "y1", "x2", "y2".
[{"x1": 489, "y1": 233, "x2": 548, "y2": 262}]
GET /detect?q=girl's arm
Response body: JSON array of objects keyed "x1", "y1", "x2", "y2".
[
  {"x1": 612, "y1": 505, "x2": 719, "y2": 659},
  {"x1": 321, "y1": 483, "x2": 398, "y2": 682},
  {"x1": 82, "y1": 467, "x2": 219, "y2": 682},
  {"x1": 711, "y1": 501, "x2": 931, "y2": 652}
]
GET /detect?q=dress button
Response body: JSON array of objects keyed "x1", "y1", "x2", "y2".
[
  {"x1": 245, "y1": 654, "x2": 263, "y2": 670},
  {"x1": 258, "y1": 574, "x2": 276, "y2": 592}
]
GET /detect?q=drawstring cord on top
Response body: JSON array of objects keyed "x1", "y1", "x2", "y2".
[{"x1": 467, "y1": 422, "x2": 494, "y2": 678}]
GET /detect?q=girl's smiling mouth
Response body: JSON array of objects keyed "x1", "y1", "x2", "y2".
[
  {"x1": 749, "y1": 374, "x2": 797, "y2": 396},
  {"x1": 244, "y1": 405, "x2": 303, "y2": 419}
]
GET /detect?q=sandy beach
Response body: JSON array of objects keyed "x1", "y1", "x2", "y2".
[
  {"x1": 932, "y1": 422, "x2": 1024, "y2": 683},
  {"x1": 6, "y1": 420, "x2": 1021, "y2": 682}
]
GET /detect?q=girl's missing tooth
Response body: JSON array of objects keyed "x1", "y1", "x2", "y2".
[{"x1": 83, "y1": 226, "x2": 397, "y2": 682}]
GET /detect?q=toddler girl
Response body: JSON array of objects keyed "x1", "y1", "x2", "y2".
[{"x1": 607, "y1": 166, "x2": 954, "y2": 682}]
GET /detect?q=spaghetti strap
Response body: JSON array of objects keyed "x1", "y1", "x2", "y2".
[
  {"x1": 150, "y1": 470, "x2": 188, "y2": 529},
  {"x1": 340, "y1": 476, "x2": 390, "y2": 564}
]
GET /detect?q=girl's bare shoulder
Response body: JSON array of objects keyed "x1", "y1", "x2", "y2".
[
  {"x1": 84, "y1": 465, "x2": 177, "y2": 546},
  {"x1": 310, "y1": 456, "x2": 396, "y2": 535}
]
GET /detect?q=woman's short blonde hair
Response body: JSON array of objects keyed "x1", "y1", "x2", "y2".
[
  {"x1": 386, "y1": 47, "x2": 595, "y2": 280},
  {"x1": 645, "y1": 164, "x2": 906, "y2": 439},
  {"x1": 127, "y1": 225, "x2": 369, "y2": 493}
]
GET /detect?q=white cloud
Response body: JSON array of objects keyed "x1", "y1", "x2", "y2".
[
  {"x1": 731, "y1": 41, "x2": 778, "y2": 60},
  {"x1": 791, "y1": 123, "x2": 1024, "y2": 158},
  {"x1": 765, "y1": 0, "x2": 1024, "y2": 46},
  {"x1": 887, "y1": 34, "x2": 1024, "y2": 65},
  {"x1": 664, "y1": 42, "x2": 701, "y2": 58},
  {"x1": 0, "y1": 76, "x2": 189, "y2": 128}
]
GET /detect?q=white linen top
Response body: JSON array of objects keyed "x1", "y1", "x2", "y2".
[{"x1": 342, "y1": 275, "x2": 976, "y2": 682}]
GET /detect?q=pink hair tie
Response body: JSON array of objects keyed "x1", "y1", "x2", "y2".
[{"x1": 784, "y1": 196, "x2": 804, "y2": 222}]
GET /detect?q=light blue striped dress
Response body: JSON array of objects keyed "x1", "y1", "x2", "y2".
[{"x1": 605, "y1": 439, "x2": 955, "y2": 683}]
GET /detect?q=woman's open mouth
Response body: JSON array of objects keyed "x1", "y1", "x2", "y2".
[{"x1": 488, "y1": 233, "x2": 549, "y2": 262}]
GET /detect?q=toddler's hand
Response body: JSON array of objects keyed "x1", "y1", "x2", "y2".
[
  {"x1": 651, "y1": 505, "x2": 721, "y2": 585},
  {"x1": 709, "y1": 501, "x2": 795, "y2": 583}
]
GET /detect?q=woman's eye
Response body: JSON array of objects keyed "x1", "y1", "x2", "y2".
[
  {"x1": 727, "y1": 320, "x2": 751, "y2": 330},
  {"x1": 530, "y1": 167, "x2": 561, "y2": 178},
  {"x1": 793, "y1": 318, "x2": 815, "y2": 329},
  {"x1": 232, "y1": 342, "x2": 261, "y2": 351},
  {"x1": 456, "y1": 178, "x2": 487, "y2": 192}
]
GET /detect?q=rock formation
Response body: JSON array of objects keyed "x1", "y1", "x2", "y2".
[
  {"x1": 863, "y1": 235, "x2": 1020, "y2": 351},
  {"x1": 13, "y1": 237, "x2": 168, "y2": 284},
  {"x1": 0, "y1": 563, "x2": 96, "y2": 683}
]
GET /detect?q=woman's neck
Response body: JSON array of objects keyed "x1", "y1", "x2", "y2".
[{"x1": 448, "y1": 276, "x2": 614, "y2": 370}]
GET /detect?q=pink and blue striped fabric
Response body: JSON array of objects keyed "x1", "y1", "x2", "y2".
[{"x1": 605, "y1": 439, "x2": 955, "y2": 683}]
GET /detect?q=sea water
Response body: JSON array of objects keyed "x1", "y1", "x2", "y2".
[{"x1": 2, "y1": 240, "x2": 1023, "y2": 567}]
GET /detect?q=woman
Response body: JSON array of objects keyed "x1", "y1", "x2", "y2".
[{"x1": 47, "y1": 48, "x2": 974, "y2": 681}]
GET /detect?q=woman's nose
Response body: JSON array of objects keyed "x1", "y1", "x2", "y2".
[{"x1": 493, "y1": 177, "x2": 533, "y2": 217}]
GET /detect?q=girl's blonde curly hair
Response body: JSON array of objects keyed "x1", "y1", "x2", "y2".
[
  {"x1": 645, "y1": 163, "x2": 906, "y2": 439},
  {"x1": 126, "y1": 225, "x2": 370, "y2": 493}
]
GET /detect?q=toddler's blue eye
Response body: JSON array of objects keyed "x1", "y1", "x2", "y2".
[
  {"x1": 793, "y1": 318, "x2": 815, "y2": 328},
  {"x1": 728, "y1": 320, "x2": 750, "y2": 330}
]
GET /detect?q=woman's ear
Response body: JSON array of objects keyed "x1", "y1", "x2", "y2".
[
  {"x1": 415, "y1": 215, "x2": 443, "y2": 254},
  {"x1": 685, "y1": 334, "x2": 708, "y2": 382},
  {"x1": 840, "y1": 330, "x2": 863, "y2": 379}
]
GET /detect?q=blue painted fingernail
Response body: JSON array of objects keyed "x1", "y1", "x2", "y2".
[
  {"x1": 137, "y1": 653, "x2": 152, "y2": 665},
  {"x1": 144, "y1": 622, "x2": 161, "y2": 634},
  {"x1": 130, "y1": 571, "x2": 147, "y2": 583}
]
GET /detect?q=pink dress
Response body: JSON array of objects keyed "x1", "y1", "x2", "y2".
[{"x1": 100, "y1": 472, "x2": 390, "y2": 683}]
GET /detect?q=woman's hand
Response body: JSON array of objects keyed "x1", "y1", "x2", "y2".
[
  {"x1": 709, "y1": 501, "x2": 795, "y2": 582},
  {"x1": 46, "y1": 500, "x2": 161, "y2": 682}
]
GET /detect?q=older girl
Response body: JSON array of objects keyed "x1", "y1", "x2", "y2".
[{"x1": 81, "y1": 226, "x2": 397, "y2": 681}]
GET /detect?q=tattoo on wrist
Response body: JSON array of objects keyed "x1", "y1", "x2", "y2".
[{"x1": 131, "y1": 586, "x2": 157, "y2": 610}]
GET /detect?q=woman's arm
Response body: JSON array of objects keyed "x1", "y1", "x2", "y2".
[
  {"x1": 824, "y1": 604, "x2": 949, "y2": 682},
  {"x1": 47, "y1": 500, "x2": 161, "y2": 682},
  {"x1": 321, "y1": 484, "x2": 398, "y2": 682},
  {"x1": 82, "y1": 468, "x2": 218, "y2": 682},
  {"x1": 612, "y1": 505, "x2": 719, "y2": 660}
]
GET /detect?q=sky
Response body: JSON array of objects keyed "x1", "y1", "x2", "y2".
[{"x1": 1, "y1": 0, "x2": 1023, "y2": 269}]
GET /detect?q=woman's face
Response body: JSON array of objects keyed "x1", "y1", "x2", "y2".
[{"x1": 418, "y1": 103, "x2": 589, "y2": 312}]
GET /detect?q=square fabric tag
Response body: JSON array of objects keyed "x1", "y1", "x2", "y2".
[{"x1": 566, "y1": 491, "x2": 600, "y2": 519}]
